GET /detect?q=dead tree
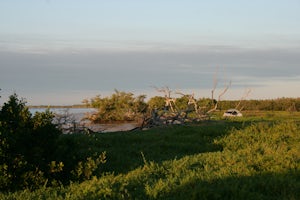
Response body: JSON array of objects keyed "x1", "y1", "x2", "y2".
[
  {"x1": 204, "y1": 67, "x2": 231, "y2": 114},
  {"x1": 175, "y1": 80, "x2": 231, "y2": 119},
  {"x1": 235, "y1": 88, "x2": 251, "y2": 111},
  {"x1": 207, "y1": 80, "x2": 231, "y2": 114},
  {"x1": 142, "y1": 69, "x2": 232, "y2": 128},
  {"x1": 139, "y1": 86, "x2": 186, "y2": 127},
  {"x1": 175, "y1": 70, "x2": 231, "y2": 120},
  {"x1": 175, "y1": 91, "x2": 209, "y2": 121},
  {"x1": 176, "y1": 92, "x2": 199, "y2": 113},
  {"x1": 153, "y1": 86, "x2": 177, "y2": 112}
]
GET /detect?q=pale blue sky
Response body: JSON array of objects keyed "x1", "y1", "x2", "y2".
[{"x1": 1, "y1": 0, "x2": 300, "y2": 105}]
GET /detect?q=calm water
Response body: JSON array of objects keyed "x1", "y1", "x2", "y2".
[
  {"x1": 29, "y1": 108, "x2": 97, "y2": 122},
  {"x1": 29, "y1": 107, "x2": 97, "y2": 114},
  {"x1": 28, "y1": 107, "x2": 139, "y2": 133}
]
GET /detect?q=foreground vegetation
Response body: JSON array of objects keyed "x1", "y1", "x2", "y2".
[
  {"x1": 1, "y1": 115, "x2": 300, "y2": 198},
  {"x1": 0, "y1": 94, "x2": 106, "y2": 191},
  {"x1": 1, "y1": 92, "x2": 300, "y2": 199}
]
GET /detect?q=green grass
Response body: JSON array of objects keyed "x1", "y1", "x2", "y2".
[{"x1": 1, "y1": 112, "x2": 300, "y2": 199}]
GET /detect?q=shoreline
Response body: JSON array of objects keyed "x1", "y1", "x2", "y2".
[
  {"x1": 28, "y1": 107, "x2": 140, "y2": 133},
  {"x1": 84, "y1": 122, "x2": 140, "y2": 133}
]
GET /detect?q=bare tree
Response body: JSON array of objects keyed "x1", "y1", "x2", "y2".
[
  {"x1": 235, "y1": 88, "x2": 252, "y2": 111},
  {"x1": 153, "y1": 86, "x2": 177, "y2": 112},
  {"x1": 207, "y1": 80, "x2": 231, "y2": 114},
  {"x1": 176, "y1": 91, "x2": 199, "y2": 113},
  {"x1": 141, "y1": 69, "x2": 233, "y2": 128}
]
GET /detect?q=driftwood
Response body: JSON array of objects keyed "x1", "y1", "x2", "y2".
[
  {"x1": 141, "y1": 69, "x2": 234, "y2": 129},
  {"x1": 138, "y1": 87, "x2": 209, "y2": 129}
]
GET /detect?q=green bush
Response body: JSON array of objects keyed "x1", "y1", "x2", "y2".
[
  {"x1": 1, "y1": 120, "x2": 299, "y2": 199},
  {"x1": 0, "y1": 94, "x2": 61, "y2": 190},
  {"x1": 0, "y1": 94, "x2": 106, "y2": 191},
  {"x1": 86, "y1": 90, "x2": 148, "y2": 123}
]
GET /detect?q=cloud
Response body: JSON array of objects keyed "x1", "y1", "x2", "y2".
[{"x1": 1, "y1": 43, "x2": 300, "y2": 104}]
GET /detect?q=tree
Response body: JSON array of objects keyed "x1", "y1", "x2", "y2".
[
  {"x1": 0, "y1": 94, "x2": 61, "y2": 190},
  {"x1": 147, "y1": 96, "x2": 165, "y2": 110},
  {"x1": 85, "y1": 90, "x2": 148, "y2": 123}
]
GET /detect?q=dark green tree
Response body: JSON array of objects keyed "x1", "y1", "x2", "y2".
[{"x1": 0, "y1": 94, "x2": 61, "y2": 191}]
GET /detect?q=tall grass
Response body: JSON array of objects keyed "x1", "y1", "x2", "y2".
[{"x1": 1, "y1": 117, "x2": 299, "y2": 199}]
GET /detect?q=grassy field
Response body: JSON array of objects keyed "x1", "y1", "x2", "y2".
[{"x1": 1, "y1": 111, "x2": 300, "y2": 199}]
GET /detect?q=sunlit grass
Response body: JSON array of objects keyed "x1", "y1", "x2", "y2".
[{"x1": 1, "y1": 111, "x2": 300, "y2": 199}]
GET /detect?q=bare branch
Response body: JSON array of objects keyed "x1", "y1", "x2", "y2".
[
  {"x1": 207, "y1": 80, "x2": 231, "y2": 114},
  {"x1": 175, "y1": 91, "x2": 186, "y2": 97},
  {"x1": 176, "y1": 91, "x2": 199, "y2": 114},
  {"x1": 211, "y1": 67, "x2": 219, "y2": 104},
  {"x1": 235, "y1": 88, "x2": 252, "y2": 111},
  {"x1": 153, "y1": 86, "x2": 172, "y2": 98},
  {"x1": 154, "y1": 86, "x2": 176, "y2": 112},
  {"x1": 218, "y1": 80, "x2": 232, "y2": 102}
]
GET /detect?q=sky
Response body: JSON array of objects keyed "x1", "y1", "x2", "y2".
[{"x1": 1, "y1": 0, "x2": 300, "y2": 105}]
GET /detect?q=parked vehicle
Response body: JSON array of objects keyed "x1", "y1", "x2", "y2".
[{"x1": 223, "y1": 109, "x2": 242, "y2": 117}]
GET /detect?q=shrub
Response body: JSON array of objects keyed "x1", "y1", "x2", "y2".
[
  {"x1": 0, "y1": 94, "x2": 107, "y2": 191},
  {"x1": 85, "y1": 90, "x2": 148, "y2": 123},
  {"x1": 0, "y1": 94, "x2": 61, "y2": 190}
]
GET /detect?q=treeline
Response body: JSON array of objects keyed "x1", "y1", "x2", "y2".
[
  {"x1": 28, "y1": 104, "x2": 87, "y2": 109},
  {"x1": 219, "y1": 98, "x2": 300, "y2": 111},
  {"x1": 83, "y1": 90, "x2": 299, "y2": 123}
]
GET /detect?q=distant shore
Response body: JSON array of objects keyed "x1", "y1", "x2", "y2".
[{"x1": 28, "y1": 104, "x2": 88, "y2": 109}]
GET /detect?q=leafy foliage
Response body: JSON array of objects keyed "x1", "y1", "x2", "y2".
[
  {"x1": 0, "y1": 94, "x2": 106, "y2": 191},
  {"x1": 0, "y1": 94, "x2": 63, "y2": 190},
  {"x1": 148, "y1": 96, "x2": 165, "y2": 110},
  {"x1": 71, "y1": 152, "x2": 106, "y2": 181},
  {"x1": 2, "y1": 115, "x2": 299, "y2": 199},
  {"x1": 1, "y1": 91, "x2": 300, "y2": 198},
  {"x1": 85, "y1": 90, "x2": 148, "y2": 123},
  {"x1": 84, "y1": 89, "x2": 300, "y2": 125}
]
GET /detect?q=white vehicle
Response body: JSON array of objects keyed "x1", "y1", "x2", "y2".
[{"x1": 223, "y1": 109, "x2": 243, "y2": 117}]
